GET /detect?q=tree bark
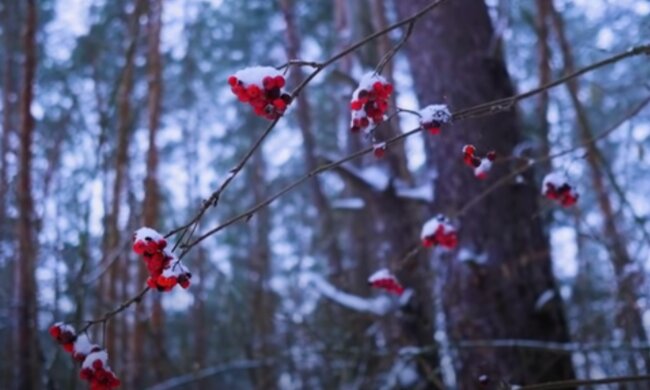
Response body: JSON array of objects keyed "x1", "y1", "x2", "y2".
[
  {"x1": 15, "y1": 0, "x2": 40, "y2": 387},
  {"x1": 247, "y1": 149, "x2": 277, "y2": 389},
  {"x1": 279, "y1": 0, "x2": 344, "y2": 276},
  {"x1": 100, "y1": 0, "x2": 144, "y2": 363},
  {"x1": 548, "y1": 1, "x2": 650, "y2": 375},
  {"x1": 132, "y1": 0, "x2": 164, "y2": 387},
  {"x1": 395, "y1": 0, "x2": 575, "y2": 387}
]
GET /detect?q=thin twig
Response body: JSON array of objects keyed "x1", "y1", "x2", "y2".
[{"x1": 375, "y1": 20, "x2": 415, "y2": 74}]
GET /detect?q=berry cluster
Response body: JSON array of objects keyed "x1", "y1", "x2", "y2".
[
  {"x1": 49, "y1": 323, "x2": 120, "y2": 389},
  {"x1": 228, "y1": 66, "x2": 292, "y2": 120},
  {"x1": 350, "y1": 72, "x2": 393, "y2": 134},
  {"x1": 542, "y1": 172, "x2": 579, "y2": 207},
  {"x1": 463, "y1": 145, "x2": 496, "y2": 179},
  {"x1": 420, "y1": 215, "x2": 458, "y2": 249},
  {"x1": 418, "y1": 104, "x2": 452, "y2": 135},
  {"x1": 368, "y1": 269, "x2": 404, "y2": 295},
  {"x1": 132, "y1": 227, "x2": 192, "y2": 291}
]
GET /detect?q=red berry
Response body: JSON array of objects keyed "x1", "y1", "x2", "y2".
[
  {"x1": 274, "y1": 76, "x2": 286, "y2": 88},
  {"x1": 227, "y1": 76, "x2": 237, "y2": 86},
  {"x1": 273, "y1": 98, "x2": 287, "y2": 111},
  {"x1": 247, "y1": 85, "x2": 261, "y2": 98},
  {"x1": 350, "y1": 100, "x2": 362, "y2": 111},
  {"x1": 373, "y1": 145, "x2": 386, "y2": 158},
  {"x1": 263, "y1": 76, "x2": 274, "y2": 89},
  {"x1": 486, "y1": 151, "x2": 496, "y2": 161}
]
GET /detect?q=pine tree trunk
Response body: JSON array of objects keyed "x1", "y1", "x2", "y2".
[
  {"x1": 395, "y1": 0, "x2": 575, "y2": 387},
  {"x1": 15, "y1": 0, "x2": 40, "y2": 387},
  {"x1": 132, "y1": 0, "x2": 164, "y2": 387},
  {"x1": 101, "y1": 0, "x2": 144, "y2": 364}
]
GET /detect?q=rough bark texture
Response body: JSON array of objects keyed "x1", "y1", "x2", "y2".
[
  {"x1": 395, "y1": 0, "x2": 575, "y2": 387},
  {"x1": 15, "y1": 0, "x2": 40, "y2": 387},
  {"x1": 549, "y1": 1, "x2": 650, "y2": 374}
]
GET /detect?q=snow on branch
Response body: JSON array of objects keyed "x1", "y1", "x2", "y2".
[{"x1": 308, "y1": 273, "x2": 395, "y2": 316}]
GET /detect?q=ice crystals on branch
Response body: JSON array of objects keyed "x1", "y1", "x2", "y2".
[
  {"x1": 418, "y1": 104, "x2": 451, "y2": 135},
  {"x1": 462, "y1": 144, "x2": 496, "y2": 179},
  {"x1": 367, "y1": 268, "x2": 404, "y2": 295},
  {"x1": 49, "y1": 323, "x2": 121, "y2": 389},
  {"x1": 420, "y1": 215, "x2": 458, "y2": 249},
  {"x1": 350, "y1": 72, "x2": 393, "y2": 134},
  {"x1": 132, "y1": 227, "x2": 192, "y2": 292},
  {"x1": 228, "y1": 66, "x2": 292, "y2": 120},
  {"x1": 542, "y1": 172, "x2": 579, "y2": 207}
]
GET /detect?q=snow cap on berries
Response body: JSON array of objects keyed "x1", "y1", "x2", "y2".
[
  {"x1": 350, "y1": 72, "x2": 393, "y2": 134},
  {"x1": 368, "y1": 269, "x2": 404, "y2": 295},
  {"x1": 49, "y1": 322, "x2": 77, "y2": 352},
  {"x1": 228, "y1": 66, "x2": 291, "y2": 120},
  {"x1": 542, "y1": 172, "x2": 579, "y2": 207},
  {"x1": 419, "y1": 104, "x2": 451, "y2": 135},
  {"x1": 421, "y1": 215, "x2": 458, "y2": 249},
  {"x1": 132, "y1": 227, "x2": 166, "y2": 255},
  {"x1": 474, "y1": 158, "x2": 493, "y2": 179}
]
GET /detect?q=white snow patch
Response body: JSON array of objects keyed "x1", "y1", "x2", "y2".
[
  {"x1": 534, "y1": 289, "x2": 556, "y2": 312},
  {"x1": 418, "y1": 104, "x2": 452, "y2": 124},
  {"x1": 332, "y1": 197, "x2": 365, "y2": 210},
  {"x1": 308, "y1": 274, "x2": 393, "y2": 316},
  {"x1": 233, "y1": 66, "x2": 282, "y2": 86}
]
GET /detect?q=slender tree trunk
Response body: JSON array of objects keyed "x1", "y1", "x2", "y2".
[
  {"x1": 536, "y1": 0, "x2": 552, "y2": 174},
  {"x1": 15, "y1": 0, "x2": 40, "y2": 387},
  {"x1": 101, "y1": 0, "x2": 144, "y2": 363},
  {"x1": 131, "y1": 0, "x2": 164, "y2": 386},
  {"x1": 395, "y1": 0, "x2": 575, "y2": 387},
  {"x1": 1, "y1": 1, "x2": 19, "y2": 386},
  {"x1": 248, "y1": 149, "x2": 277, "y2": 389},
  {"x1": 549, "y1": 2, "x2": 650, "y2": 374},
  {"x1": 279, "y1": 0, "x2": 344, "y2": 276}
]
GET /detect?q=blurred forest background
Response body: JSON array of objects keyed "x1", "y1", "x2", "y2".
[{"x1": 1, "y1": 0, "x2": 650, "y2": 389}]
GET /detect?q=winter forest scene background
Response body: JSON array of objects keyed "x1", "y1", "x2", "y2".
[{"x1": 2, "y1": 0, "x2": 650, "y2": 389}]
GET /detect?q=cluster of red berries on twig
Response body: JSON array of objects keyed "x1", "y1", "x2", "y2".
[
  {"x1": 228, "y1": 66, "x2": 292, "y2": 120},
  {"x1": 542, "y1": 172, "x2": 579, "y2": 207},
  {"x1": 463, "y1": 145, "x2": 496, "y2": 179},
  {"x1": 418, "y1": 104, "x2": 452, "y2": 135},
  {"x1": 132, "y1": 227, "x2": 192, "y2": 291},
  {"x1": 350, "y1": 72, "x2": 393, "y2": 134},
  {"x1": 368, "y1": 269, "x2": 404, "y2": 295},
  {"x1": 49, "y1": 323, "x2": 121, "y2": 389},
  {"x1": 421, "y1": 215, "x2": 458, "y2": 249}
]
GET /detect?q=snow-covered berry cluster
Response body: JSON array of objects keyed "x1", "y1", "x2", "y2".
[
  {"x1": 228, "y1": 66, "x2": 292, "y2": 120},
  {"x1": 49, "y1": 323, "x2": 121, "y2": 389},
  {"x1": 421, "y1": 215, "x2": 458, "y2": 249},
  {"x1": 418, "y1": 104, "x2": 452, "y2": 135},
  {"x1": 132, "y1": 227, "x2": 192, "y2": 291},
  {"x1": 368, "y1": 269, "x2": 404, "y2": 295},
  {"x1": 350, "y1": 72, "x2": 393, "y2": 134},
  {"x1": 542, "y1": 172, "x2": 579, "y2": 207},
  {"x1": 463, "y1": 145, "x2": 496, "y2": 179}
]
